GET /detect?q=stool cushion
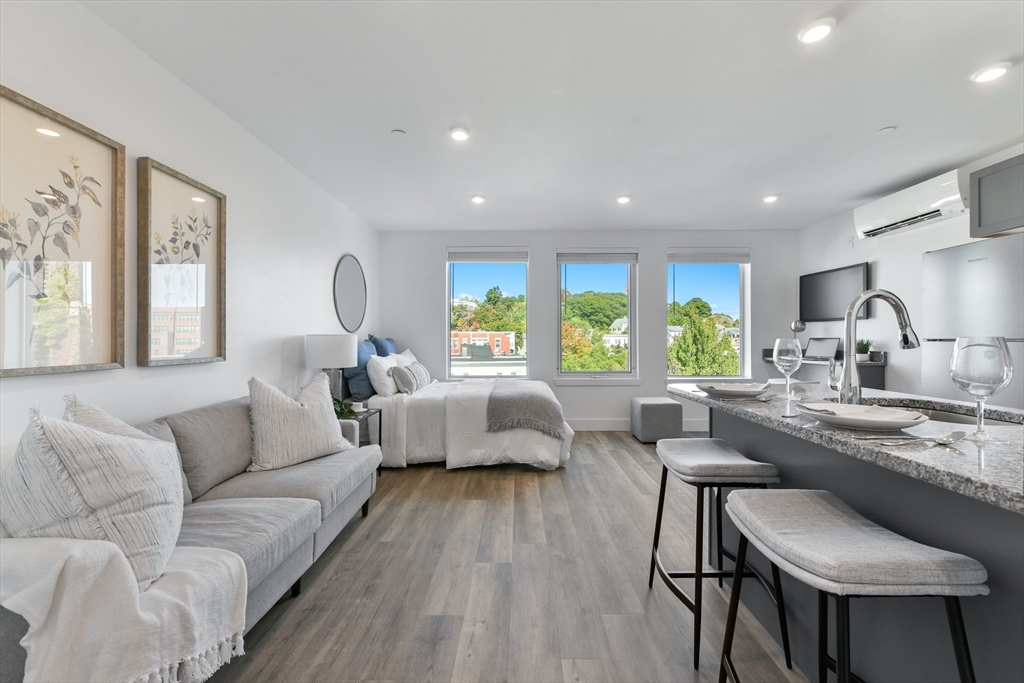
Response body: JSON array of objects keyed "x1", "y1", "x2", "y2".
[
  {"x1": 656, "y1": 438, "x2": 779, "y2": 484},
  {"x1": 726, "y1": 489, "x2": 989, "y2": 597},
  {"x1": 630, "y1": 397, "x2": 683, "y2": 443}
]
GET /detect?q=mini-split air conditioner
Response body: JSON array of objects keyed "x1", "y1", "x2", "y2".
[{"x1": 854, "y1": 169, "x2": 969, "y2": 239}]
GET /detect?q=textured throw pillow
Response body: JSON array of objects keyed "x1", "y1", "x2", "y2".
[
  {"x1": 396, "y1": 349, "x2": 417, "y2": 367},
  {"x1": 248, "y1": 373, "x2": 354, "y2": 471},
  {"x1": 343, "y1": 340, "x2": 377, "y2": 402},
  {"x1": 368, "y1": 334, "x2": 397, "y2": 357},
  {"x1": 389, "y1": 365, "x2": 418, "y2": 394},
  {"x1": 366, "y1": 354, "x2": 400, "y2": 397},
  {"x1": 0, "y1": 407, "x2": 184, "y2": 591},
  {"x1": 63, "y1": 395, "x2": 193, "y2": 506}
]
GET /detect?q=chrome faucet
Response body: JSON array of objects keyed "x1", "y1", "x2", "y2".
[{"x1": 839, "y1": 289, "x2": 920, "y2": 404}]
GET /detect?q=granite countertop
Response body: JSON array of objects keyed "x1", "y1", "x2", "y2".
[{"x1": 667, "y1": 383, "x2": 1024, "y2": 514}]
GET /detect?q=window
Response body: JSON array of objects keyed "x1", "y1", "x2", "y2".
[
  {"x1": 667, "y1": 249, "x2": 750, "y2": 378},
  {"x1": 558, "y1": 251, "x2": 637, "y2": 376},
  {"x1": 447, "y1": 248, "x2": 528, "y2": 378}
]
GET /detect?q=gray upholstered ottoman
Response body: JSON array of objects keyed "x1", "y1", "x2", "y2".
[{"x1": 630, "y1": 397, "x2": 683, "y2": 443}]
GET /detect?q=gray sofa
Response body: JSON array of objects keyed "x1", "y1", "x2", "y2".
[{"x1": 0, "y1": 396, "x2": 382, "y2": 681}]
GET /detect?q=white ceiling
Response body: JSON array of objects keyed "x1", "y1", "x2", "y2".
[{"x1": 84, "y1": 0, "x2": 1023, "y2": 232}]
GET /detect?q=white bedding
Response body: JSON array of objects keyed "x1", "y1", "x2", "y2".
[{"x1": 367, "y1": 379, "x2": 572, "y2": 470}]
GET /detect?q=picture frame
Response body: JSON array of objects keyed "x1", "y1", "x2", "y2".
[
  {"x1": 0, "y1": 85, "x2": 126, "y2": 377},
  {"x1": 137, "y1": 157, "x2": 226, "y2": 366}
]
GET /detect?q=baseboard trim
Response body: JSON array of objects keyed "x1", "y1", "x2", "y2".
[
  {"x1": 567, "y1": 417, "x2": 709, "y2": 432},
  {"x1": 566, "y1": 418, "x2": 631, "y2": 431}
]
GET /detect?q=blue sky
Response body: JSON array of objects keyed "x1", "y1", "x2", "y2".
[
  {"x1": 669, "y1": 263, "x2": 740, "y2": 318},
  {"x1": 450, "y1": 261, "x2": 740, "y2": 318}
]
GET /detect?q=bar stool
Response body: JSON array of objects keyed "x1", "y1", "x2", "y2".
[
  {"x1": 649, "y1": 438, "x2": 792, "y2": 670},
  {"x1": 718, "y1": 489, "x2": 988, "y2": 683}
]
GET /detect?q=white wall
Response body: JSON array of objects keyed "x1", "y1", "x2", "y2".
[
  {"x1": 0, "y1": 1, "x2": 379, "y2": 444},
  {"x1": 796, "y1": 144, "x2": 1023, "y2": 394},
  {"x1": 379, "y1": 229, "x2": 799, "y2": 431}
]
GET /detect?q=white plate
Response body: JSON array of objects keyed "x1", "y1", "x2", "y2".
[
  {"x1": 696, "y1": 383, "x2": 771, "y2": 398},
  {"x1": 796, "y1": 403, "x2": 929, "y2": 431}
]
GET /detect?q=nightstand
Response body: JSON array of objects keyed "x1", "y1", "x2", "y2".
[{"x1": 352, "y1": 407, "x2": 382, "y2": 448}]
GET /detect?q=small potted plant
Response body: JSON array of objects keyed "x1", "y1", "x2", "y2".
[
  {"x1": 855, "y1": 339, "x2": 873, "y2": 363},
  {"x1": 334, "y1": 397, "x2": 358, "y2": 420}
]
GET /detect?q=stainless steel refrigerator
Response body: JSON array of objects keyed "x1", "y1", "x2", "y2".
[{"x1": 921, "y1": 233, "x2": 1024, "y2": 409}]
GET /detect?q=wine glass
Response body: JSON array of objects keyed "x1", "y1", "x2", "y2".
[
  {"x1": 774, "y1": 338, "x2": 803, "y2": 400},
  {"x1": 950, "y1": 337, "x2": 1013, "y2": 442}
]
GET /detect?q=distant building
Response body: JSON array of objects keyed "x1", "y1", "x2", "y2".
[
  {"x1": 667, "y1": 325, "x2": 683, "y2": 345},
  {"x1": 451, "y1": 298, "x2": 478, "y2": 311},
  {"x1": 604, "y1": 316, "x2": 629, "y2": 348},
  {"x1": 450, "y1": 331, "x2": 516, "y2": 356},
  {"x1": 610, "y1": 317, "x2": 628, "y2": 334}
]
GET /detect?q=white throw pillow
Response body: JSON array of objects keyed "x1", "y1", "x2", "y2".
[
  {"x1": 366, "y1": 354, "x2": 400, "y2": 396},
  {"x1": 248, "y1": 373, "x2": 354, "y2": 471},
  {"x1": 389, "y1": 361, "x2": 432, "y2": 394},
  {"x1": 0, "y1": 406, "x2": 184, "y2": 591},
  {"x1": 396, "y1": 349, "x2": 417, "y2": 367}
]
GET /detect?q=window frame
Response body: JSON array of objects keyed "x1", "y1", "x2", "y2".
[
  {"x1": 665, "y1": 248, "x2": 752, "y2": 381},
  {"x1": 555, "y1": 249, "x2": 639, "y2": 385},
  {"x1": 446, "y1": 247, "x2": 530, "y2": 380}
]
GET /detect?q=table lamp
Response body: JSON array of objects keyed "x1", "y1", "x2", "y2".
[{"x1": 305, "y1": 333, "x2": 358, "y2": 398}]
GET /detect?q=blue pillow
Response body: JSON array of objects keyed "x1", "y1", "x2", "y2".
[
  {"x1": 368, "y1": 334, "x2": 397, "y2": 357},
  {"x1": 343, "y1": 340, "x2": 378, "y2": 401}
]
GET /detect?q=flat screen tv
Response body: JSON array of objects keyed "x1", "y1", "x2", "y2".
[{"x1": 799, "y1": 262, "x2": 870, "y2": 322}]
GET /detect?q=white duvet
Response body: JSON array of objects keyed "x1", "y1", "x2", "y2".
[{"x1": 367, "y1": 379, "x2": 573, "y2": 470}]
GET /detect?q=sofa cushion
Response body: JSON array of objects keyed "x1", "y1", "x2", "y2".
[
  {"x1": 248, "y1": 374, "x2": 353, "y2": 472},
  {"x1": 342, "y1": 340, "x2": 377, "y2": 402},
  {"x1": 162, "y1": 397, "x2": 252, "y2": 500},
  {"x1": 132, "y1": 420, "x2": 192, "y2": 505},
  {"x1": 198, "y1": 445, "x2": 382, "y2": 520},
  {"x1": 177, "y1": 498, "x2": 320, "y2": 588}
]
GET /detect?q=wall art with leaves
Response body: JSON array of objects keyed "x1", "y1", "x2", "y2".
[
  {"x1": 0, "y1": 86, "x2": 125, "y2": 377},
  {"x1": 137, "y1": 157, "x2": 226, "y2": 366}
]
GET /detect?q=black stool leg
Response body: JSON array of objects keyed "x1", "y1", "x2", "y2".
[
  {"x1": 818, "y1": 591, "x2": 829, "y2": 683},
  {"x1": 718, "y1": 534, "x2": 748, "y2": 683},
  {"x1": 944, "y1": 597, "x2": 977, "y2": 683},
  {"x1": 649, "y1": 466, "x2": 669, "y2": 588},
  {"x1": 716, "y1": 487, "x2": 725, "y2": 588},
  {"x1": 836, "y1": 595, "x2": 851, "y2": 683},
  {"x1": 694, "y1": 484, "x2": 705, "y2": 669},
  {"x1": 770, "y1": 563, "x2": 792, "y2": 669}
]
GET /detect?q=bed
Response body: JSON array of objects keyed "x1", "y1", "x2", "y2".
[{"x1": 366, "y1": 379, "x2": 573, "y2": 470}]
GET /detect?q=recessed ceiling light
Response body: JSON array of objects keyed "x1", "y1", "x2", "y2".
[
  {"x1": 970, "y1": 62, "x2": 1011, "y2": 83},
  {"x1": 471, "y1": 195, "x2": 485, "y2": 204},
  {"x1": 36, "y1": 128, "x2": 60, "y2": 137},
  {"x1": 617, "y1": 196, "x2": 631, "y2": 204},
  {"x1": 876, "y1": 126, "x2": 897, "y2": 135},
  {"x1": 798, "y1": 18, "x2": 835, "y2": 43},
  {"x1": 391, "y1": 129, "x2": 407, "y2": 136},
  {"x1": 763, "y1": 195, "x2": 779, "y2": 203},
  {"x1": 191, "y1": 197, "x2": 206, "y2": 203},
  {"x1": 450, "y1": 127, "x2": 470, "y2": 141}
]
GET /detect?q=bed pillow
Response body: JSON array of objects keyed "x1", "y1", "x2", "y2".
[
  {"x1": 368, "y1": 335, "x2": 397, "y2": 357},
  {"x1": 343, "y1": 340, "x2": 377, "y2": 402},
  {"x1": 389, "y1": 361, "x2": 431, "y2": 394},
  {"x1": 0, "y1": 407, "x2": 184, "y2": 592},
  {"x1": 248, "y1": 373, "x2": 353, "y2": 471},
  {"x1": 396, "y1": 349, "x2": 417, "y2": 367},
  {"x1": 366, "y1": 354, "x2": 400, "y2": 397}
]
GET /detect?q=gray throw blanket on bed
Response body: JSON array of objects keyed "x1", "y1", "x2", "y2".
[{"x1": 486, "y1": 379, "x2": 565, "y2": 440}]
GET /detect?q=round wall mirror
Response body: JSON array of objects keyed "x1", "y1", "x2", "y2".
[{"x1": 333, "y1": 254, "x2": 367, "y2": 332}]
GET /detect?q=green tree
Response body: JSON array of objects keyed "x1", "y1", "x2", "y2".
[{"x1": 668, "y1": 315, "x2": 739, "y2": 376}]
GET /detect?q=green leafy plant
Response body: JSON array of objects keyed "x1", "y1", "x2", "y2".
[
  {"x1": 855, "y1": 339, "x2": 873, "y2": 354},
  {"x1": 333, "y1": 397, "x2": 357, "y2": 420}
]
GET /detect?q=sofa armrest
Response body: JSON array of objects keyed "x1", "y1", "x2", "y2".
[{"x1": 339, "y1": 419, "x2": 359, "y2": 445}]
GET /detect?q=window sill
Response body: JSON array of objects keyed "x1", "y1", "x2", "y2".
[
  {"x1": 554, "y1": 376, "x2": 642, "y2": 386},
  {"x1": 665, "y1": 376, "x2": 753, "y2": 383}
]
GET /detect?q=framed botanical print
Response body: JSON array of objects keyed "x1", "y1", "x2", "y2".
[
  {"x1": 137, "y1": 157, "x2": 226, "y2": 366},
  {"x1": 0, "y1": 86, "x2": 126, "y2": 377}
]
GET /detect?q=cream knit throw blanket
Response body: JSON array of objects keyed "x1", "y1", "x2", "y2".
[{"x1": 0, "y1": 537, "x2": 246, "y2": 683}]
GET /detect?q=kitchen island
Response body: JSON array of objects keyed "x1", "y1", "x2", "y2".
[{"x1": 668, "y1": 383, "x2": 1023, "y2": 683}]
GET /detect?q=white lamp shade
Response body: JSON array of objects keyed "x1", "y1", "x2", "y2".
[{"x1": 305, "y1": 334, "x2": 358, "y2": 369}]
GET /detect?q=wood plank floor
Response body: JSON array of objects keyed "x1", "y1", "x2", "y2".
[{"x1": 210, "y1": 432, "x2": 806, "y2": 683}]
